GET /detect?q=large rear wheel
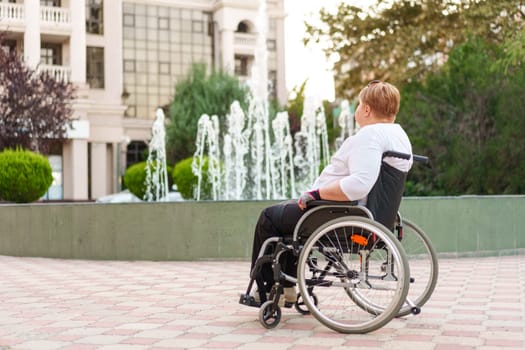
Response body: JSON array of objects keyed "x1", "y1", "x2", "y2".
[
  {"x1": 396, "y1": 218, "x2": 438, "y2": 317},
  {"x1": 297, "y1": 216, "x2": 409, "y2": 334}
]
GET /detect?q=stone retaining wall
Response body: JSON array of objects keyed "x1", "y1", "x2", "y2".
[{"x1": 1, "y1": 196, "x2": 523, "y2": 260}]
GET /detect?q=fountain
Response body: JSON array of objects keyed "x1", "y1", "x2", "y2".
[
  {"x1": 292, "y1": 93, "x2": 330, "y2": 194},
  {"x1": 335, "y1": 100, "x2": 356, "y2": 149},
  {"x1": 144, "y1": 108, "x2": 170, "y2": 201},
  {"x1": 191, "y1": 0, "x2": 332, "y2": 200},
  {"x1": 223, "y1": 101, "x2": 249, "y2": 200},
  {"x1": 245, "y1": 0, "x2": 273, "y2": 200},
  {"x1": 271, "y1": 111, "x2": 295, "y2": 198},
  {"x1": 192, "y1": 97, "x2": 341, "y2": 200},
  {"x1": 192, "y1": 113, "x2": 221, "y2": 200}
]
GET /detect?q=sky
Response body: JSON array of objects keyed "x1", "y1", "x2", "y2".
[{"x1": 284, "y1": 0, "x2": 374, "y2": 101}]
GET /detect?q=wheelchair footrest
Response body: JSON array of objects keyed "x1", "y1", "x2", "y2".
[
  {"x1": 238, "y1": 293, "x2": 260, "y2": 308},
  {"x1": 238, "y1": 293, "x2": 295, "y2": 309}
]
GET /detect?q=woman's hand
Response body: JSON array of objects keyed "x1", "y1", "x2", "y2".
[{"x1": 297, "y1": 189, "x2": 321, "y2": 210}]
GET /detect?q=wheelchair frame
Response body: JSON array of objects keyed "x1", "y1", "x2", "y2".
[{"x1": 239, "y1": 154, "x2": 438, "y2": 334}]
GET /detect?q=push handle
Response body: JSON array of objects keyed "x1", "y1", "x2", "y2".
[
  {"x1": 413, "y1": 155, "x2": 429, "y2": 165},
  {"x1": 383, "y1": 151, "x2": 430, "y2": 166}
]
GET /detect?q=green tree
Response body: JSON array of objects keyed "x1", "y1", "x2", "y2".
[
  {"x1": 305, "y1": 0, "x2": 524, "y2": 99},
  {"x1": 498, "y1": 27, "x2": 525, "y2": 73},
  {"x1": 166, "y1": 63, "x2": 249, "y2": 163},
  {"x1": 399, "y1": 37, "x2": 525, "y2": 195},
  {"x1": 0, "y1": 32, "x2": 75, "y2": 153}
]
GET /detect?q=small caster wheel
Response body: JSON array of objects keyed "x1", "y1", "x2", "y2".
[
  {"x1": 259, "y1": 301, "x2": 282, "y2": 329},
  {"x1": 411, "y1": 306, "x2": 421, "y2": 315},
  {"x1": 294, "y1": 293, "x2": 318, "y2": 315}
]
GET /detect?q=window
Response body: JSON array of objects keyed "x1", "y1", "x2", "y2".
[
  {"x1": 123, "y1": 13, "x2": 134, "y2": 27},
  {"x1": 126, "y1": 105, "x2": 136, "y2": 118},
  {"x1": 42, "y1": 143, "x2": 63, "y2": 200},
  {"x1": 269, "y1": 70, "x2": 277, "y2": 99},
  {"x1": 42, "y1": 154, "x2": 63, "y2": 200},
  {"x1": 40, "y1": 0, "x2": 61, "y2": 6},
  {"x1": 158, "y1": 17, "x2": 169, "y2": 30},
  {"x1": 126, "y1": 141, "x2": 147, "y2": 167},
  {"x1": 269, "y1": 19, "x2": 277, "y2": 33},
  {"x1": 122, "y1": 3, "x2": 213, "y2": 120},
  {"x1": 1, "y1": 39, "x2": 16, "y2": 55},
  {"x1": 234, "y1": 55, "x2": 250, "y2": 76},
  {"x1": 159, "y1": 62, "x2": 170, "y2": 75},
  {"x1": 86, "y1": 0, "x2": 103, "y2": 35},
  {"x1": 192, "y1": 20, "x2": 203, "y2": 33},
  {"x1": 236, "y1": 21, "x2": 249, "y2": 33},
  {"x1": 40, "y1": 43, "x2": 62, "y2": 65},
  {"x1": 86, "y1": 46, "x2": 104, "y2": 89},
  {"x1": 267, "y1": 39, "x2": 276, "y2": 51},
  {"x1": 124, "y1": 59, "x2": 135, "y2": 72}
]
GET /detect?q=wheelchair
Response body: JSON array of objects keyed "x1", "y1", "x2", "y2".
[{"x1": 239, "y1": 152, "x2": 438, "y2": 334}]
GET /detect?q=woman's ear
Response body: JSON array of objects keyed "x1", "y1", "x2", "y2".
[{"x1": 364, "y1": 103, "x2": 371, "y2": 116}]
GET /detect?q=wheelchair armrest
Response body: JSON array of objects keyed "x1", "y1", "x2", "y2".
[{"x1": 307, "y1": 200, "x2": 358, "y2": 208}]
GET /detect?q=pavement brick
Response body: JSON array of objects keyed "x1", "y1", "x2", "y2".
[
  {"x1": 73, "y1": 335, "x2": 127, "y2": 345},
  {"x1": 57, "y1": 345, "x2": 98, "y2": 350},
  {"x1": 0, "y1": 254, "x2": 523, "y2": 349},
  {"x1": 16, "y1": 340, "x2": 68, "y2": 349}
]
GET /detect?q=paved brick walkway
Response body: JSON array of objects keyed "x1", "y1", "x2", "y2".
[{"x1": 0, "y1": 254, "x2": 523, "y2": 350}]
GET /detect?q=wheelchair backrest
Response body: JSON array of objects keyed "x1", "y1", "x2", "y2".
[{"x1": 365, "y1": 161, "x2": 407, "y2": 231}]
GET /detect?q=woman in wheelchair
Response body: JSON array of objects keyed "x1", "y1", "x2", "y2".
[
  {"x1": 242, "y1": 80, "x2": 413, "y2": 308},
  {"x1": 244, "y1": 80, "x2": 412, "y2": 303}
]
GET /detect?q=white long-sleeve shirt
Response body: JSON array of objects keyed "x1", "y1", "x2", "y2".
[{"x1": 311, "y1": 123, "x2": 412, "y2": 202}]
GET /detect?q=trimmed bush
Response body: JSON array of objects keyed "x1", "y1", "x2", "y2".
[
  {"x1": 123, "y1": 162, "x2": 148, "y2": 200},
  {"x1": 173, "y1": 157, "x2": 213, "y2": 200},
  {"x1": 0, "y1": 148, "x2": 53, "y2": 203},
  {"x1": 123, "y1": 161, "x2": 173, "y2": 201}
]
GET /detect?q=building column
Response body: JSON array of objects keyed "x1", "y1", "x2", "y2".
[
  {"x1": 69, "y1": 0, "x2": 86, "y2": 83},
  {"x1": 90, "y1": 142, "x2": 108, "y2": 199},
  {"x1": 104, "y1": 0, "x2": 123, "y2": 103},
  {"x1": 24, "y1": 0, "x2": 40, "y2": 69},
  {"x1": 63, "y1": 139, "x2": 89, "y2": 200},
  {"x1": 220, "y1": 28, "x2": 234, "y2": 74}
]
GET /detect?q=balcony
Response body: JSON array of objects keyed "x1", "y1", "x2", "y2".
[
  {"x1": 234, "y1": 32, "x2": 257, "y2": 56},
  {"x1": 41, "y1": 6, "x2": 70, "y2": 26},
  {"x1": 0, "y1": 3, "x2": 25, "y2": 30},
  {"x1": 38, "y1": 64, "x2": 71, "y2": 83},
  {"x1": 0, "y1": 3, "x2": 71, "y2": 34},
  {"x1": 234, "y1": 32, "x2": 256, "y2": 46},
  {"x1": 40, "y1": 6, "x2": 71, "y2": 36}
]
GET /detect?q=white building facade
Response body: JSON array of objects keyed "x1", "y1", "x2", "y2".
[{"x1": 0, "y1": 0, "x2": 287, "y2": 200}]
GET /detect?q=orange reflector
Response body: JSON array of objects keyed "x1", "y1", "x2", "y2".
[{"x1": 351, "y1": 234, "x2": 368, "y2": 246}]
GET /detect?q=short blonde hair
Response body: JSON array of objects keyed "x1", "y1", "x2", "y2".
[{"x1": 358, "y1": 81, "x2": 400, "y2": 119}]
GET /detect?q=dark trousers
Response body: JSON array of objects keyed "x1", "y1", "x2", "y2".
[{"x1": 250, "y1": 199, "x2": 305, "y2": 293}]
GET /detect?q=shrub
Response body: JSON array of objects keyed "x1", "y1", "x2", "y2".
[
  {"x1": 123, "y1": 162, "x2": 147, "y2": 199},
  {"x1": 0, "y1": 148, "x2": 53, "y2": 203},
  {"x1": 172, "y1": 157, "x2": 212, "y2": 200},
  {"x1": 123, "y1": 161, "x2": 173, "y2": 201}
]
